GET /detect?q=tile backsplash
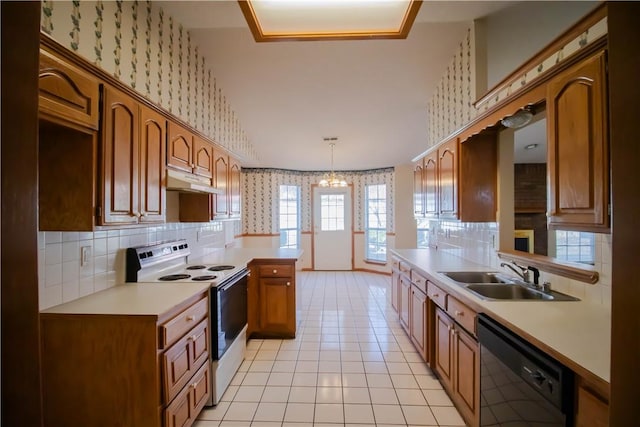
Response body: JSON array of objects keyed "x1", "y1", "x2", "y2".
[
  {"x1": 426, "y1": 220, "x2": 612, "y2": 306},
  {"x1": 38, "y1": 221, "x2": 238, "y2": 310}
]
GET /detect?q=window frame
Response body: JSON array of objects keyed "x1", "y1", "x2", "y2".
[{"x1": 278, "y1": 184, "x2": 301, "y2": 249}]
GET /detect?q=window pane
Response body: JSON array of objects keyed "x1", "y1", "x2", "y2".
[
  {"x1": 365, "y1": 184, "x2": 387, "y2": 260},
  {"x1": 321, "y1": 193, "x2": 345, "y2": 231},
  {"x1": 279, "y1": 185, "x2": 300, "y2": 248}
]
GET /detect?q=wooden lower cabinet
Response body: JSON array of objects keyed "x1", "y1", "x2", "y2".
[
  {"x1": 248, "y1": 260, "x2": 297, "y2": 338},
  {"x1": 433, "y1": 307, "x2": 479, "y2": 427},
  {"x1": 410, "y1": 283, "x2": 428, "y2": 361},
  {"x1": 576, "y1": 383, "x2": 609, "y2": 427},
  {"x1": 391, "y1": 267, "x2": 400, "y2": 313},
  {"x1": 399, "y1": 275, "x2": 411, "y2": 334},
  {"x1": 40, "y1": 293, "x2": 210, "y2": 427}
]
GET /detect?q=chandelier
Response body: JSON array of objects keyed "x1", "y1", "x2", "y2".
[{"x1": 318, "y1": 142, "x2": 347, "y2": 187}]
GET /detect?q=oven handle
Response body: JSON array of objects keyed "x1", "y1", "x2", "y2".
[{"x1": 216, "y1": 268, "x2": 249, "y2": 292}]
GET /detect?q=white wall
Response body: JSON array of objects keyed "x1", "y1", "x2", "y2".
[
  {"x1": 483, "y1": 1, "x2": 597, "y2": 88},
  {"x1": 394, "y1": 163, "x2": 417, "y2": 249}
]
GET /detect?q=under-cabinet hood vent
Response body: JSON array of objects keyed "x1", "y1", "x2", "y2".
[{"x1": 166, "y1": 169, "x2": 223, "y2": 195}]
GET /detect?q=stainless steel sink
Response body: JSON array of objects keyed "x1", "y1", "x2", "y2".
[
  {"x1": 466, "y1": 284, "x2": 580, "y2": 301},
  {"x1": 440, "y1": 271, "x2": 518, "y2": 284}
]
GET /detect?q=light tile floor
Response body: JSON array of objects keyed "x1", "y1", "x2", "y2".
[{"x1": 196, "y1": 271, "x2": 466, "y2": 427}]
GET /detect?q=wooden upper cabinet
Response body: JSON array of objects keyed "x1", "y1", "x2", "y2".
[
  {"x1": 193, "y1": 136, "x2": 213, "y2": 178},
  {"x1": 213, "y1": 150, "x2": 229, "y2": 218},
  {"x1": 100, "y1": 86, "x2": 139, "y2": 225},
  {"x1": 459, "y1": 132, "x2": 497, "y2": 222},
  {"x1": 167, "y1": 122, "x2": 194, "y2": 174},
  {"x1": 547, "y1": 50, "x2": 609, "y2": 232},
  {"x1": 438, "y1": 138, "x2": 459, "y2": 218},
  {"x1": 39, "y1": 47, "x2": 100, "y2": 130},
  {"x1": 413, "y1": 159, "x2": 425, "y2": 217},
  {"x1": 424, "y1": 151, "x2": 439, "y2": 217},
  {"x1": 229, "y1": 156, "x2": 242, "y2": 218},
  {"x1": 139, "y1": 106, "x2": 166, "y2": 223}
]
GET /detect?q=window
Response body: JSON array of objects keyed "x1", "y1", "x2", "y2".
[
  {"x1": 417, "y1": 218, "x2": 429, "y2": 249},
  {"x1": 320, "y1": 194, "x2": 345, "y2": 231},
  {"x1": 365, "y1": 184, "x2": 387, "y2": 261},
  {"x1": 279, "y1": 185, "x2": 300, "y2": 248},
  {"x1": 555, "y1": 231, "x2": 595, "y2": 264}
]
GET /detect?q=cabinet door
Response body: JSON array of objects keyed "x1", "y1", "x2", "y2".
[
  {"x1": 438, "y1": 139, "x2": 458, "y2": 218},
  {"x1": 167, "y1": 122, "x2": 194, "y2": 173},
  {"x1": 454, "y1": 327, "x2": 479, "y2": 425},
  {"x1": 100, "y1": 86, "x2": 139, "y2": 225},
  {"x1": 391, "y1": 269, "x2": 400, "y2": 314},
  {"x1": 213, "y1": 151, "x2": 229, "y2": 217},
  {"x1": 229, "y1": 157, "x2": 242, "y2": 218},
  {"x1": 434, "y1": 308, "x2": 454, "y2": 390},
  {"x1": 259, "y1": 277, "x2": 295, "y2": 336},
  {"x1": 39, "y1": 48, "x2": 100, "y2": 130},
  {"x1": 193, "y1": 136, "x2": 213, "y2": 178},
  {"x1": 413, "y1": 160, "x2": 425, "y2": 217},
  {"x1": 424, "y1": 153, "x2": 438, "y2": 216},
  {"x1": 576, "y1": 386, "x2": 609, "y2": 427},
  {"x1": 410, "y1": 285, "x2": 428, "y2": 361},
  {"x1": 139, "y1": 106, "x2": 166, "y2": 223},
  {"x1": 547, "y1": 50, "x2": 609, "y2": 232},
  {"x1": 399, "y1": 276, "x2": 411, "y2": 334}
]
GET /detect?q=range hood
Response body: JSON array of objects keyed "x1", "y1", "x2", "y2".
[{"x1": 166, "y1": 169, "x2": 223, "y2": 194}]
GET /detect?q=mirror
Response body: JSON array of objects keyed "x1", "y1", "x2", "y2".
[{"x1": 500, "y1": 111, "x2": 596, "y2": 265}]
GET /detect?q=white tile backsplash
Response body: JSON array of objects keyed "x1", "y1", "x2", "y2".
[
  {"x1": 427, "y1": 219, "x2": 611, "y2": 306},
  {"x1": 38, "y1": 220, "x2": 238, "y2": 310}
]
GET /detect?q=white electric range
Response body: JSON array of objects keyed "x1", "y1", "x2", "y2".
[{"x1": 125, "y1": 239, "x2": 248, "y2": 406}]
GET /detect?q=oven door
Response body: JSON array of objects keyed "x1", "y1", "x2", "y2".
[{"x1": 212, "y1": 269, "x2": 248, "y2": 360}]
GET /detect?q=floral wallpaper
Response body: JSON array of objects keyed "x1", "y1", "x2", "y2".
[
  {"x1": 242, "y1": 168, "x2": 395, "y2": 235},
  {"x1": 426, "y1": 17, "x2": 608, "y2": 148},
  {"x1": 40, "y1": 0, "x2": 257, "y2": 162}
]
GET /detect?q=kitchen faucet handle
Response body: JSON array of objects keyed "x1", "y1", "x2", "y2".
[{"x1": 527, "y1": 266, "x2": 540, "y2": 285}]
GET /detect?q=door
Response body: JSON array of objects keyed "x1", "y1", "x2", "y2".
[
  {"x1": 100, "y1": 86, "x2": 139, "y2": 225},
  {"x1": 213, "y1": 150, "x2": 229, "y2": 218},
  {"x1": 454, "y1": 326, "x2": 479, "y2": 423},
  {"x1": 313, "y1": 186, "x2": 352, "y2": 270},
  {"x1": 410, "y1": 284, "x2": 427, "y2": 361},
  {"x1": 413, "y1": 159, "x2": 425, "y2": 217},
  {"x1": 438, "y1": 138, "x2": 458, "y2": 218},
  {"x1": 167, "y1": 122, "x2": 193, "y2": 173},
  {"x1": 434, "y1": 308, "x2": 454, "y2": 390},
  {"x1": 399, "y1": 275, "x2": 411, "y2": 333},
  {"x1": 139, "y1": 106, "x2": 166, "y2": 223},
  {"x1": 229, "y1": 157, "x2": 242, "y2": 218},
  {"x1": 193, "y1": 136, "x2": 213, "y2": 178},
  {"x1": 424, "y1": 153, "x2": 438, "y2": 216}
]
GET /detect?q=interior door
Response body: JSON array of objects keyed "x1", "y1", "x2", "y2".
[{"x1": 313, "y1": 186, "x2": 352, "y2": 270}]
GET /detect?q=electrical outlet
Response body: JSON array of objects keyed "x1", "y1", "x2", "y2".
[{"x1": 81, "y1": 246, "x2": 91, "y2": 266}]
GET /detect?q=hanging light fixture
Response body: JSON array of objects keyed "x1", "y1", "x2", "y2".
[{"x1": 318, "y1": 139, "x2": 347, "y2": 188}]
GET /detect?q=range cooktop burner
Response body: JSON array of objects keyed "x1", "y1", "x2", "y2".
[
  {"x1": 158, "y1": 274, "x2": 191, "y2": 281},
  {"x1": 207, "y1": 265, "x2": 235, "y2": 271},
  {"x1": 186, "y1": 265, "x2": 207, "y2": 270},
  {"x1": 191, "y1": 275, "x2": 218, "y2": 281}
]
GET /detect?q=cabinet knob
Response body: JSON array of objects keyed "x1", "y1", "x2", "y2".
[
  {"x1": 454, "y1": 310, "x2": 463, "y2": 317},
  {"x1": 272, "y1": 269, "x2": 278, "y2": 274},
  {"x1": 447, "y1": 325, "x2": 452, "y2": 331},
  {"x1": 190, "y1": 382, "x2": 198, "y2": 389},
  {"x1": 286, "y1": 282, "x2": 291, "y2": 286},
  {"x1": 141, "y1": 211, "x2": 147, "y2": 217},
  {"x1": 188, "y1": 334, "x2": 198, "y2": 341},
  {"x1": 186, "y1": 315, "x2": 196, "y2": 321}
]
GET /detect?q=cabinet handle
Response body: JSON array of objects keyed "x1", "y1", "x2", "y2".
[
  {"x1": 190, "y1": 382, "x2": 198, "y2": 389},
  {"x1": 140, "y1": 211, "x2": 147, "y2": 217},
  {"x1": 454, "y1": 310, "x2": 463, "y2": 317},
  {"x1": 188, "y1": 334, "x2": 198, "y2": 341},
  {"x1": 286, "y1": 282, "x2": 291, "y2": 286},
  {"x1": 431, "y1": 293, "x2": 439, "y2": 298},
  {"x1": 186, "y1": 315, "x2": 196, "y2": 321},
  {"x1": 272, "y1": 269, "x2": 278, "y2": 274},
  {"x1": 447, "y1": 325, "x2": 452, "y2": 331}
]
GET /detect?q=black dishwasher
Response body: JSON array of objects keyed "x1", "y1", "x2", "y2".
[{"x1": 477, "y1": 314, "x2": 574, "y2": 426}]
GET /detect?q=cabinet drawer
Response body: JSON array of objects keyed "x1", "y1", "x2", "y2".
[
  {"x1": 259, "y1": 264, "x2": 293, "y2": 278},
  {"x1": 447, "y1": 295, "x2": 476, "y2": 335},
  {"x1": 164, "y1": 362, "x2": 210, "y2": 427},
  {"x1": 427, "y1": 281, "x2": 447, "y2": 309},
  {"x1": 162, "y1": 319, "x2": 209, "y2": 404},
  {"x1": 160, "y1": 298, "x2": 208, "y2": 349},
  {"x1": 399, "y1": 261, "x2": 411, "y2": 276},
  {"x1": 410, "y1": 270, "x2": 428, "y2": 293}
]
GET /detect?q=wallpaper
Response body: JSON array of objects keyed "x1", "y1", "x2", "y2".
[
  {"x1": 242, "y1": 168, "x2": 395, "y2": 235},
  {"x1": 425, "y1": 16, "x2": 608, "y2": 148},
  {"x1": 40, "y1": 0, "x2": 257, "y2": 162}
]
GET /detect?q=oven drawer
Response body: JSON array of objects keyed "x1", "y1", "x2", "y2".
[
  {"x1": 160, "y1": 298, "x2": 208, "y2": 349},
  {"x1": 258, "y1": 264, "x2": 294, "y2": 278},
  {"x1": 162, "y1": 319, "x2": 209, "y2": 405}
]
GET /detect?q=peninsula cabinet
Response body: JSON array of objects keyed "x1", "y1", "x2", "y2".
[
  {"x1": 40, "y1": 291, "x2": 210, "y2": 427},
  {"x1": 547, "y1": 50, "x2": 609, "y2": 233},
  {"x1": 99, "y1": 86, "x2": 166, "y2": 226},
  {"x1": 39, "y1": 46, "x2": 100, "y2": 130},
  {"x1": 248, "y1": 260, "x2": 297, "y2": 338},
  {"x1": 167, "y1": 122, "x2": 214, "y2": 179}
]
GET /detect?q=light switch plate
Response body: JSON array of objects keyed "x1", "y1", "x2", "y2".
[{"x1": 81, "y1": 246, "x2": 91, "y2": 266}]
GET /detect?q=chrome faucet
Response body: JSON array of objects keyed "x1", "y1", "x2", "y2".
[{"x1": 500, "y1": 261, "x2": 530, "y2": 283}]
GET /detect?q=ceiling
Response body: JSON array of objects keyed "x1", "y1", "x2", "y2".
[{"x1": 161, "y1": 1, "x2": 515, "y2": 170}]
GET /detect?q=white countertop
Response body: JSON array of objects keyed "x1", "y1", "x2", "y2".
[
  {"x1": 391, "y1": 248, "x2": 611, "y2": 384},
  {"x1": 41, "y1": 247, "x2": 303, "y2": 317}
]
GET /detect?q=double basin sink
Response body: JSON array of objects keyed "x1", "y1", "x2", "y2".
[{"x1": 440, "y1": 271, "x2": 579, "y2": 301}]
